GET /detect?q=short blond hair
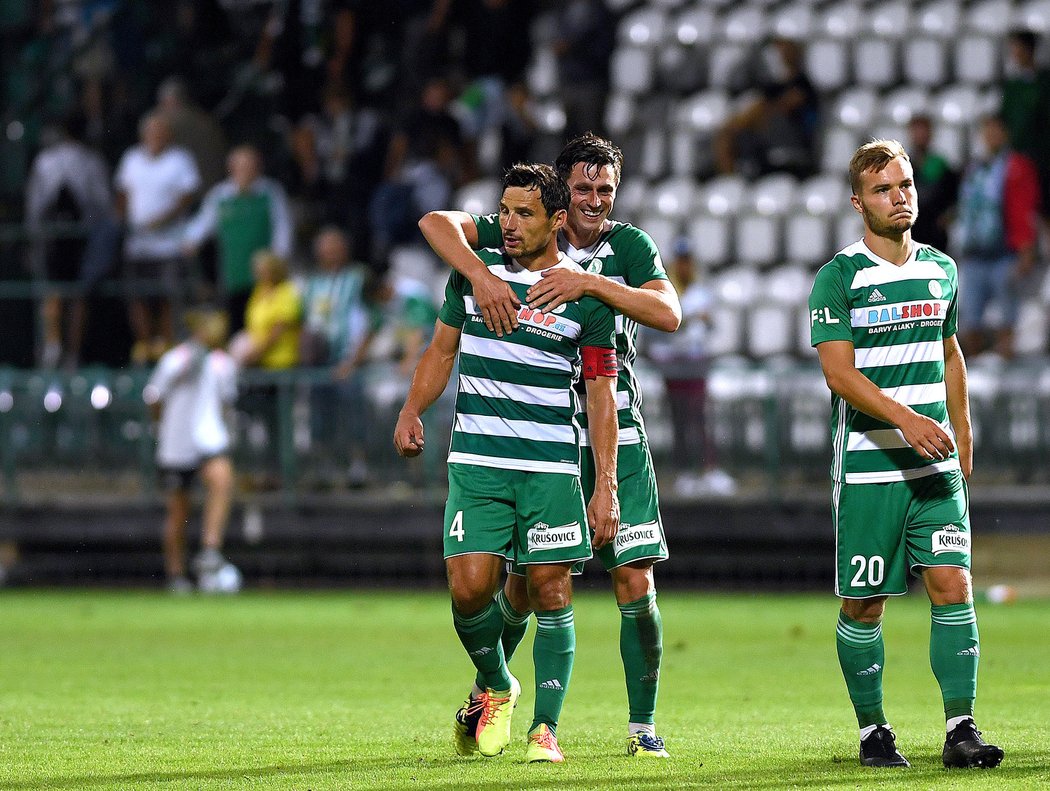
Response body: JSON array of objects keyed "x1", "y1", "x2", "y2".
[
  {"x1": 848, "y1": 139, "x2": 910, "y2": 194},
  {"x1": 252, "y1": 249, "x2": 288, "y2": 282}
]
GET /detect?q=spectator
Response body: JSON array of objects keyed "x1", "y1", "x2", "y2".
[
  {"x1": 642, "y1": 240, "x2": 735, "y2": 498},
  {"x1": 955, "y1": 114, "x2": 1042, "y2": 358},
  {"x1": 365, "y1": 271, "x2": 438, "y2": 379},
  {"x1": 370, "y1": 75, "x2": 468, "y2": 260},
  {"x1": 183, "y1": 145, "x2": 293, "y2": 334},
  {"x1": 1000, "y1": 29, "x2": 1050, "y2": 223},
  {"x1": 907, "y1": 114, "x2": 959, "y2": 252},
  {"x1": 714, "y1": 37, "x2": 819, "y2": 179},
  {"x1": 298, "y1": 228, "x2": 378, "y2": 487},
  {"x1": 551, "y1": 0, "x2": 616, "y2": 139},
  {"x1": 156, "y1": 76, "x2": 228, "y2": 191},
  {"x1": 25, "y1": 116, "x2": 120, "y2": 369},
  {"x1": 231, "y1": 250, "x2": 301, "y2": 370},
  {"x1": 115, "y1": 112, "x2": 201, "y2": 364},
  {"x1": 144, "y1": 307, "x2": 239, "y2": 594}
]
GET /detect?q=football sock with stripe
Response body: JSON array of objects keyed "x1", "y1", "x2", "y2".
[
  {"x1": 530, "y1": 605, "x2": 575, "y2": 734},
  {"x1": 930, "y1": 603, "x2": 979, "y2": 720},
  {"x1": 474, "y1": 589, "x2": 531, "y2": 692},
  {"x1": 836, "y1": 611, "x2": 887, "y2": 728},
  {"x1": 619, "y1": 592, "x2": 662, "y2": 728},
  {"x1": 452, "y1": 600, "x2": 512, "y2": 692}
]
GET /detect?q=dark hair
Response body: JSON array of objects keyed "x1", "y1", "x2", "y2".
[
  {"x1": 1008, "y1": 29, "x2": 1038, "y2": 53},
  {"x1": 502, "y1": 162, "x2": 570, "y2": 217},
  {"x1": 555, "y1": 133, "x2": 624, "y2": 184}
]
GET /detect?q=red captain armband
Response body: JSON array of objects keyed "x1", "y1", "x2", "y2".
[{"x1": 582, "y1": 346, "x2": 618, "y2": 380}]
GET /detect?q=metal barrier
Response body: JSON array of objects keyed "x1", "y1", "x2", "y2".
[{"x1": 1, "y1": 357, "x2": 1048, "y2": 506}]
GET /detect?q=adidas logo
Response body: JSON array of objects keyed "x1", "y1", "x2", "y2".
[
  {"x1": 957, "y1": 646, "x2": 980, "y2": 657},
  {"x1": 857, "y1": 663, "x2": 882, "y2": 676},
  {"x1": 640, "y1": 670, "x2": 660, "y2": 683},
  {"x1": 469, "y1": 647, "x2": 493, "y2": 657},
  {"x1": 539, "y1": 678, "x2": 564, "y2": 690},
  {"x1": 868, "y1": 288, "x2": 887, "y2": 303}
]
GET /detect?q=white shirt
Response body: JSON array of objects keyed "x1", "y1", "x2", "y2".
[
  {"x1": 25, "y1": 140, "x2": 113, "y2": 226},
  {"x1": 147, "y1": 342, "x2": 238, "y2": 468},
  {"x1": 115, "y1": 144, "x2": 200, "y2": 259}
]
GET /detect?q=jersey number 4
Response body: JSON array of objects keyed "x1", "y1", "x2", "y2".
[{"x1": 449, "y1": 510, "x2": 465, "y2": 542}]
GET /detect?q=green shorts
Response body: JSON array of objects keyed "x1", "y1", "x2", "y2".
[
  {"x1": 509, "y1": 440, "x2": 668, "y2": 576},
  {"x1": 443, "y1": 463, "x2": 592, "y2": 567},
  {"x1": 834, "y1": 470, "x2": 971, "y2": 599}
]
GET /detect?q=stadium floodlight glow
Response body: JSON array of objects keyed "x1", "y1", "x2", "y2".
[
  {"x1": 90, "y1": 384, "x2": 112, "y2": 410},
  {"x1": 0, "y1": 391, "x2": 12, "y2": 413},
  {"x1": 43, "y1": 389, "x2": 62, "y2": 413}
]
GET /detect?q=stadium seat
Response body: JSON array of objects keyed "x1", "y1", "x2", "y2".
[
  {"x1": 708, "y1": 43, "x2": 752, "y2": 91},
  {"x1": 801, "y1": 174, "x2": 849, "y2": 216},
  {"x1": 833, "y1": 87, "x2": 879, "y2": 129},
  {"x1": 751, "y1": 173, "x2": 797, "y2": 216},
  {"x1": 704, "y1": 304, "x2": 746, "y2": 358},
  {"x1": 526, "y1": 46, "x2": 558, "y2": 97},
  {"x1": 954, "y1": 35, "x2": 1001, "y2": 86},
  {"x1": 834, "y1": 210, "x2": 865, "y2": 251},
  {"x1": 1018, "y1": 0, "x2": 1050, "y2": 31},
  {"x1": 966, "y1": 0, "x2": 1017, "y2": 35},
  {"x1": 454, "y1": 178, "x2": 501, "y2": 215},
  {"x1": 613, "y1": 178, "x2": 650, "y2": 221},
  {"x1": 650, "y1": 0, "x2": 690, "y2": 10},
  {"x1": 881, "y1": 85, "x2": 931, "y2": 124},
  {"x1": 870, "y1": 121, "x2": 908, "y2": 146},
  {"x1": 722, "y1": 5, "x2": 768, "y2": 43},
  {"x1": 765, "y1": 263, "x2": 813, "y2": 305},
  {"x1": 604, "y1": 93, "x2": 636, "y2": 137},
  {"x1": 853, "y1": 38, "x2": 899, "y2": 89},
  {"x1": 686, "y1": 214, "x2": 732, "y2": 269},
  {"x1": 635, "y1": 213, "x2": 680, "y2": 261},
  {"x1": 656, "y1": 43, "x2": 709, "y2": 95},
  {"x1": 533, "y1": 99, "x2": 567, "y2": 134},
  {"x1": 804, "y1": 38, "x2": 851, "y2": 92},
  {"x1": 618, "y1": 6, "x2": 668, "y2": 48},
  {"x1": 747, "y1": 302, "x2": 797, "y2": 358},
  {"x1": 902, "y1": 37, "x2": 950, "y2": 87},
  {"x1": 651, "y1": 177, "x2": 698, "y2": 219},
  {"x1": 916, "y1": 0, "x2": 964, "y2": 38},
  {"x1": 701, "y1": 174, "x2": 749, "y2": 216},
  {"x1": 785, "y1": 211, "x2": 832, "y2": 265},
  {"x1": 677, "y1": 89, "x2": 731, "y2": 134},
  {"x1": 672, "y1": 4, "x2": 720, "y2": 47},
  {"x1": 735, "y1": 214, "x2": 782, "y2": 267},
  {"x1": 820, "y1": 1, "x2": 866, "y2": 38},
  {"x1": 1013, "y1": 299, "x2": 1048, "y2": 356},
  {"x1": 867, "y1": 1, "x2": 912, "y2": 37},
  {"x1": 604, "y1": 0, "x2": 638, "y2": 12},
  {"x1": 932, "y1": 84, "x2": 983, "y2": 125},
  {"x1": 714, "y1": 264, "x2": 762, "y2": 307},
  {"x1": 820, "y1": 124, "x2": 860, "y2": 175},
  {"x1": 931, "y1": 123, "x2": 969, "y2": 170},
  {"x1": 389, "y1": 245, "x2": 437, "y2": 284},
  {"x1": 639, "y1": 128, "x2": 668, "y2": 180},
  {"x1": 771, "y1": 2, "x2": 816, "y2": 39},
  {"x1": 610, "y1": 47, "x2": 655, "y2": 95}
]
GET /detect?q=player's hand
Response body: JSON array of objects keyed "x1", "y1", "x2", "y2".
[
  {"x1": 899, "y1": 410, "x2": 955, "y2": 461},
  {"x1": 471, "y1": 271, "x2": 520, "y2": 337},
  {"x1": 527, "y1": 269, "x2": 591, "y2": 313},
  {"x1": 587, "y1": 485, "x2": 620, "y2": 550},
  {"x1": 393, "y1": 412, "x2": 425, "y2": 457}
]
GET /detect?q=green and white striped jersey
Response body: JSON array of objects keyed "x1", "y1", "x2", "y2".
[
  {"x1": 809, "y1": 240, "x2": 961, "y2": 484},
  {"x1": 438, "y1": 250, "x2": 616, "y2": 476},
  {"x1": 474, "y1": 215, "x2": 668, "y2": 447}
]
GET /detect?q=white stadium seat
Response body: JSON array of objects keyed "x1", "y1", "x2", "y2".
[
  {"x1": 526, "y1": 46, "x2": 558, "y2": 98},
  {"x1": 833, "y1": 87, "x2": 879, "y2": 129},
  {"x1": 967, "y1": 0, "x2": 1017, "y2": 35},
  {"x1": 687, "y1": 214, "x2": 733, "y2": 269},
  {"x1": 604, "y1": 93, "x2": 636, "y2": 137},
  {"x1": 618, "y1": 7, "x2": 668, "y2": 48},
  {"x1": 765, "y1": 263, "x2": 814, "y2": 305},
  {"x1": 747, "y1": 302, "x2": 797, "y2": 358},
  {"x1": 635, "y1": 214, "x2": 680, "y2": 262},
  {"x1": 672, "y1": 5, "x2": 720, "y2": 47},
  {"x1": 714, "y1": 265, "x2": 762, "y2": 307},
  {"x1": 867, "y1": 1, "x2": 912, "y2": 38},
  {"x1": 639, "y1": 128, "x2": 668, "y2": 180},
  {"x1": 902, "y1": 37, "x2": 950, "y2": 87},
  {"x1": 820, "y1": 124, "x2": 860, "y2": 175},
  {"x1": 610, "y1": 47, "x2": 655, "y2": 95},
  {"x1": 735, "y1": 214, "x2": 782, "y2": 267},
  {"x1": 805, "y1": 38, "x2": 851, "y2": 92},
  {"x1": 853, "y1": 38, "x2": 899, "y2": 89},
  {"x1": 701, "y1": 174, "x2": 749, "y2": 216},
  {"x1": 801, "y1": 174, "x2": 849, "y2": 217},
  {"x1": 932, "y1": 84, "x2": 983, "y2": 125},
  {"x1": 722, "y1": 5, "x2": 769, "y2": 43},
  {"x1": 954, "y1": 35, "x2": 1001, "y2": 85},
  {"x1": 772, "y1": 2, "x2": 816, "y2": 39},
  {"x1": 834, "y1": 210, "x2": 865, "y2": 251},
  {"x1": 651, "y1": 177, "x2": 698, "y2": 219},
  {"x1": 931, "y1": 123, "x2": 969, "y2": 169},
  {"x1": 677, "y1": 89, "x2": 730, "y2": 134},
  {"x1": 751, "y1": 173, "x2": 798, "y2": 216},
  {"x1": 1017, "y1": 0, "x2": 1050, "y2": 32},
  {"x1": 917, "y1": 0, "x2": 964, "y2": 38},
  {"x1": 454, "y1": 178, "x2": 500, "y2": 215},
  {"x1": 785, "y1": 211, "x2": 832, "y2": 265},
  {"x1": 708, "y1": 43, "x2": 751, "y2": 90},
  {"x1": 881, "y1": 85, "x2": 931, "y2": 124},
  {"x1": 612, "y1": 178, "x2": 649, "y2": 221}
]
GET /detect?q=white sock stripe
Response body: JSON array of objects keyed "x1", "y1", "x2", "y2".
[
  {"x1": 837, "y1": 623, "x2": 882, "y2": 644},
  {"x1": 496, "y1": 593, "x2": 531, "y2": 625},
  {"x1": 932, "y1": 611, "x2": 977, "y2": 625},
  {"x1": 454, "y1": 603, "x2": 495, "y2": 628},
  {"x1": 535, "y1": 614, "x2": 574, "y2": 630}
]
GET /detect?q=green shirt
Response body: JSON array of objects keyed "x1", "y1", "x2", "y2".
[
  {"x1": 473, "y1": 214, "x2": 668, "y2": 446},
  {"x1": 809, "y1": 240, "x2": 960, "y2": 484},
  {"x1": 438, "y1": 250, "x2": 616, "y2": 476}
]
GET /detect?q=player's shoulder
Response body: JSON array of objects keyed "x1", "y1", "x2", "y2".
[
  {"x1": 914, "y1": 242, "x2": 958, "y2": 274},
  {"x1": 606, "y1": 220, "x2": 657, "y2": 251},
  {"x1": 813, "y1": 240, "x2": 867, "y2": 284}
]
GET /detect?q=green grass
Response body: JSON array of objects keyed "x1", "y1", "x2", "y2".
[{"x1": 1, "y1": 591, "x2": 1048, "y2": 790}]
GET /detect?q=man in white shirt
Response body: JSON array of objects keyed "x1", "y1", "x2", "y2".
[{"x1": 115, "y1": 113, "x2": 201, "y2": 364}]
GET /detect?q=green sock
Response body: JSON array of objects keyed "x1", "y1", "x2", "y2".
[
  {"x1": 474, "y1": 588, "x2": 531, "y2": 691},
  {"x1": 618, "y1": 592, "x2": 662, "y2": 726},
  {"x1": 452, "y1": 600, "x2": 511, "y2": 691},
  {"x1": 930, "y1": 603, "x2": 979, "y2": 720},
  {"x1": 836, "y1": 612, "x2": 887, "y2": 728},
  {"x1": 530, "y1": 605, "x2": 575, "y2": 734}
]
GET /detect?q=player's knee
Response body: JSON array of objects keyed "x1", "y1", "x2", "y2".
[
  {"x1": 526, "y1": 567, "x2": 572, "y2": 611},
  {"x1": 504, "y1": 575, "x2": 530, "y2": 613},
  {"x1": 840, "y1": 596, "x2": 886, "y2": 623},
  {"x1": 612, "y1": 562, "x2": 654, "y2": 604},
  {"x1": 449, "y1": 586, "x2": 493, "y2": 615},
  {"x1": 924, "y1": 567, "x2": 972, "y2": 605}
]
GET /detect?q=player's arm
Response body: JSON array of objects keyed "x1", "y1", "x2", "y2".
[
  {"x1": 816, "y1": 340, "x2": 955, "y2": 461},
  {"x1": 529, "y1": 273, "x2": 682, "y2": 332},
  {"x1": 943, "y1": 334, "x2": 973, "y2": 478},
  {"x1": 393, "y1": 319, "x2": 461, "y2": 457},
  {"x1": 418, "y1": 210, "x2": 521, "y2": 336},
  {"x1": 582, "y1": 345, "x2": 620, "y2": 549}
]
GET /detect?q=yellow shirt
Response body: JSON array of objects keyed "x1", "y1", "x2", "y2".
[{"x1": 245, "y1": 280, "x2": 302, "y2": 369}]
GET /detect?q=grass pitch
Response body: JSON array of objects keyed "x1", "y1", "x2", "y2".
[{"x1": 1, "y1": 590, "x2": 1048, "y2": 790}]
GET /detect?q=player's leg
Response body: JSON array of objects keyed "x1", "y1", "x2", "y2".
[
  {"x1": 445, "y1": 465, "x2": 519, "y2": 757},
  {"x1": 587, "y1": 441, "x2": 670, "y2": 755},
  {"x1": 834, "y1": 481, "x2": 910, "y2": 767},
  {"x1": 524, "y1": 562, "x2": 574, "y2": 763},
  {"x1": 194, "y1": 455, "x2": 235, "y2": 586},
  {"x1": 517, "y1": 471, "x2": 593, "y2": 763},
  {"x1": 909, "y1": 471, "x2": 1003, "y2": 768},
  {"x1": 161, "y1": 471, "x2": 192, "y2": 592},
  {"x1": 469, "y1": 571, "x2": 531, "y2": 701}
]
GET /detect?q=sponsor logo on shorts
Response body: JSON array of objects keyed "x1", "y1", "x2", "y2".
[
  {"x1": 932, "y1": 525, "x2": 970, "y2": 556},
  {"x1": 613, "y1": 520, "x2": 660, "y2": 556},
  {"x1": 527, "y1": 521, "x2": 582, "y2": 552},
  {"x1": 857, "y1": 663, "x2": 882, "y2": 676}
]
